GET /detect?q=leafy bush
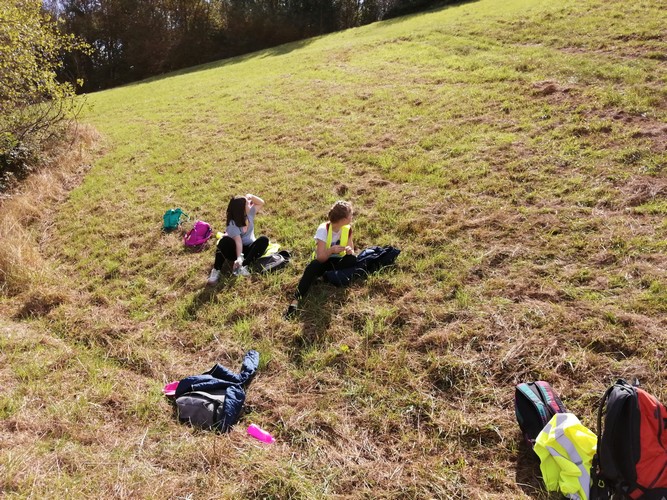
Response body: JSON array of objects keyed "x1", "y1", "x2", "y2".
[{"x1": 0, "y1": 0, "x2": 88, "y2": 192}]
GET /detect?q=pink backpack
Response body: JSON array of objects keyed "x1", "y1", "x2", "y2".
[{"x1": 184, "y1": 220, "x2": 213, "y2": 249}]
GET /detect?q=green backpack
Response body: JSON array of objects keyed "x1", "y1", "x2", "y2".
[{"x1": 163, "y1": 208, "x2": 188, "y2": 232}]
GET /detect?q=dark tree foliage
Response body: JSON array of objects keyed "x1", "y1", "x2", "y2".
[
  {"x1": 385, "y1": 0, "x2": 446, "y2": 18},
  {"x1": 49, "y1": 0, "x2": 452, "y2": 92}
]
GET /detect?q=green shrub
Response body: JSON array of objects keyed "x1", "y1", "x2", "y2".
[{"x1": 0, "y1": 0, "x2": 89, "y2": 192}]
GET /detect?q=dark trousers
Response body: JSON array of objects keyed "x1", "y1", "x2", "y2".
[
  {"x1": 295, "y1": 254, "x2": 357, "y2": 300},
  {"x1": 213, "y1": 235, "x2": 269, "y2": 270}
]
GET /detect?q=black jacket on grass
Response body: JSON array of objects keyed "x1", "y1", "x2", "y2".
[
  {"x1": 175, "y1": 350, "x2": 259, "y2": 432},
  {"x1": 324, "y1": 246, "x2": 401, "y2": 287}
]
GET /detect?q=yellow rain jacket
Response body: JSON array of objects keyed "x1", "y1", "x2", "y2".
[{"x1": 533, "y1": 413, "x2": 597, "y2": 500}]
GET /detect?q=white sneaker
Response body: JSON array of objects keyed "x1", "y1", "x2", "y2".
[
  {"x1": 207, "y1": 268, "x2": 221, "y2": 284},
  {"x1": 233, "y1": 265, "x2": 250, "y2": 277}
]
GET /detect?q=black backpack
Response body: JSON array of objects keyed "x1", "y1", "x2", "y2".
[
  {"x1": 324, "y1": 245, "x2": 400, "y2": 287},
  {"x1": 590, "y1": 379, "x2": 667, "y2": 500},
  {"x1": 356, "y1": 245, "x2": 401, "y2": 274},
  {"x1": 253, "y1": 250, "x2": 290, "y2": 273},
  {"x1": 514, "y1": 381, "x2": 568, "y2": 447}
]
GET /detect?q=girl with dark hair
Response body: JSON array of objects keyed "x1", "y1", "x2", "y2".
[
  {"x1": 285, "y1": 200, "x2": 357, "y2": 318},
  {"x1": 207, "y1": 194, "x2": 269, "y2": 284}
]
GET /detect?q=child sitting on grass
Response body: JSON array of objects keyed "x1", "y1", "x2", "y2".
[
  {"x1": 207, "y1": 194, "x2": 269, "y2": 284},
  {"x1": 285, "y1": 200, "x2": 357, "y2": 318}
]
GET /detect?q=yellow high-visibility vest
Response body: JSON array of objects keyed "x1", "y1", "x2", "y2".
[
  {"x1": 534, "y1": 413, "x2": 597, "y2": 500},
  {"x1": 313, "y1": 223, "x2": 351, "y2": 259}
]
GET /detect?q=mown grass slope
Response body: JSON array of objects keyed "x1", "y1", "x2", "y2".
[{"x1": 1, "y1": 0, "x2": 666, "y2": 497}]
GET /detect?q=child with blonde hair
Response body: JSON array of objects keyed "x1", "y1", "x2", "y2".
[{"x1": 285, "y1": 200, "x2": 356, "y2": 318}]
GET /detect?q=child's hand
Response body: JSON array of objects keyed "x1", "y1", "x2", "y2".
[
  {"x1": 330, "y1": 245, "x2": 344, "y2": 254},
  {"x1": 345, "y1": 246, "x2": 354, "y2": 255}
]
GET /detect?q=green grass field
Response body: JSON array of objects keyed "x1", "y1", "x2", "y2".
[{"x1": 1, "y1": 0, "x2": 666, "y2": 497}]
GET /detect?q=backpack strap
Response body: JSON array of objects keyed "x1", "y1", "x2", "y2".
[
  {"x1": 517, "y1": 383, "x2": 550, "y2": 427},
  {"x1": 596, "y1": 384, "x2": 616, "y2": 445},
  {"x1": 589, "y1": 384, "x2": 617, "y2": 500},
  {"x1": 184, "y1": 228, "x2": 193, "y2": 245},
  {"x1": 185, "y1": 390, "x2": 226, "y2": 403},
  {"x1": 173, "y1": 209, "x2": 189, "y2": 222},
  {"x1": 535, "y1": 381, "x2": 568, "y2": 415}
]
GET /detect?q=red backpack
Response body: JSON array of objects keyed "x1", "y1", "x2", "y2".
[
  {"x1": 183, "y1": 220, "x2": 212, "y2": 250},
  {"x1": 590, "y1": 379, "x2": 667, "y2": 499}
]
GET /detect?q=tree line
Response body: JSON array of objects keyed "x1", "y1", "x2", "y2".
[{"x1": 46, "y1": 0, "x2": 450, "y2": 92}]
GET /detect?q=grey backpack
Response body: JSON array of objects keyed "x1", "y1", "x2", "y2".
[
  {"x1": 176, "y1": 391, "x2": 227, "y2": 430},
  {"x1": 254, "y1": 250, "x2": 291, "y2": 273}
]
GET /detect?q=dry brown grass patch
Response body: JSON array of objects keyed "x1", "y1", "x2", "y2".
[
  {"x1": 621, "y1": 176, "x2": 667, "y2": 207},
  {"x1": 0, "y1": 124, "x2": 98, "y2": 298}
]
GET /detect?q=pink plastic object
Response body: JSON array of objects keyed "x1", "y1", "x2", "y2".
[
  {"x1": 247, "y1": 424, "x2": 275, "y2": 443},
  {"x1": 162, "y1": 381, "x2": 179, "y2": 397}
]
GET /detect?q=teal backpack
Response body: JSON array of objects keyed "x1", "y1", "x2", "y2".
[{"x1": 163, "y1": 208, "x2": 188, "y2": 232}]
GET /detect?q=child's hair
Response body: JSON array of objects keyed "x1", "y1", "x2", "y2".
[
  {"x1": 328, "y1": 200, "x2": 353, "y2": 223},
  {"x1": 226, "y1": 196, "x2": 247, "y2": 227}
]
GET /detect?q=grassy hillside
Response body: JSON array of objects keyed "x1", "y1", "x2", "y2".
[{"x1": 2, "y1": 0, "x2": 666, "y2": 497}]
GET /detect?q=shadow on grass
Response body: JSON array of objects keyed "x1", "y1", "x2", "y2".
[
  {"x1": 288, "y1": 284, "x2": 349, "y2": 365},
  {"x1": 182, "y1": 271, "x2": 236, "y2": 320},
  {"x1": 120, "y1": 38, "x2": 315, "y2": 90},
  {"x1": 514, "y1": 440, "x2": 553, "y2": 498}
]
